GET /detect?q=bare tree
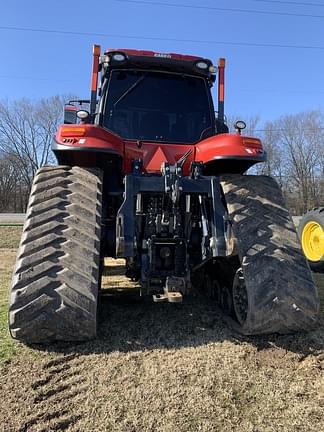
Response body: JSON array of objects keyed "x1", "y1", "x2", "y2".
[
  {"x1": 254, "y1": 122, "x2": 279, "y2": 170},
  {"x1": 0, "y1": 96, "x2": 68, "y2": 199},
  {"x1": 0, "y1": 153, "x2": 17, "y2": 211},
  {"x1": 228, "y1": 110, "x2": 324, "y2": 213},
  {"x1": 0, "y1": 95, "x2": 75, "y2": 211},
  {"x1": 0, "y1": 152, "x2": 30, "y2": 211},
  {"x1": 276, "y1": 110, "x2": 324, "y2": 213}
]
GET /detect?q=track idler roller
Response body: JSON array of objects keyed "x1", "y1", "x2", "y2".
[
  {"x1": 232, "y1": 268, "x2": 248, "y2": 326},
  {"x1": 204, "y1": 273, "x2": 233, "y2": 316}
]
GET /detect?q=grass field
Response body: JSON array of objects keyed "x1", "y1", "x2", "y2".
[{"x1": 0, "y1": 226, "x2": 323, "y2": 432}]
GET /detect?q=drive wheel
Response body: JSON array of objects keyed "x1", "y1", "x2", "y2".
[{"x1": 8, "y1": 165, "x2": 103, "y2": 343}]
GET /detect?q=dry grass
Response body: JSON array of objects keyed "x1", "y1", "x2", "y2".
[
  {"x1": 0, "y1": 227, "x2": 323, "y2": 432},
  {"x1": 0, "y1": 226, "x2": 22, "y2": 249},
  {"x1": 0, "y1": 250, "x2": 16, "y2": 365}
]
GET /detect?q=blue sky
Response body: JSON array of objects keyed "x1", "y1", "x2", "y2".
[{"x1": 1, "y1": 0, "x2": 324, "y2": 123}]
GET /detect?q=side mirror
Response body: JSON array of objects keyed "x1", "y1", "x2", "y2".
[
  {"x1": 234, "y1": 120, "x2": 246, "y2": 135},
  {"x1": 63, "y1": 104, "x2": 77, "y2": 124}
]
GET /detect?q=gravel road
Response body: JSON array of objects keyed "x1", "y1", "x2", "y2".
[{"x1": 0, "y1": 214, "x2": 25, "y2": 224}]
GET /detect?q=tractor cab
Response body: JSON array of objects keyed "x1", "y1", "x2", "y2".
[
  {"x1": 97, "y1": 49, "x2": 228, "y2": 143},
  {"x1": 57, "y1": 46, "x2": 265, "y2": 176}
]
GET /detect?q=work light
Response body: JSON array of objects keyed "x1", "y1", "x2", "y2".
[
  {"x1": 112, "y1": 53, "x2": 127, "y2": 62},
  {"x1": 195, "y1": 61, "x2": 209, "y2": 70}
]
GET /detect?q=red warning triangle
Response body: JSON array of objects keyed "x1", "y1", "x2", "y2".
[{"x1": 145, "y1": 146, "x2": 168, "y2": 172}]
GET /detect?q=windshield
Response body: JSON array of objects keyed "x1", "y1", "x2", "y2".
[{"x1": 102, "y1": 70, "x2": 214, "y2": 143}]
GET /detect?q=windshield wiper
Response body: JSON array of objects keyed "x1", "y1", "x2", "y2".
[{"x1": 113, "y1": 74, "x2": 146, "y2": 108}]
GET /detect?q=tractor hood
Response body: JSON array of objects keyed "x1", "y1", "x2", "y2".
[
  {"x1": 53, "y1": 124, "x2": 265, "y2": 176},
  {"x1": 123, "y1": 141, "x2": 194, "y2": 174}
]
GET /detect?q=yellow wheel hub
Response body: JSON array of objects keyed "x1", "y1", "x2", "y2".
[{"x1": 301, "y1": 221, "x2": 324, "y2": 262}]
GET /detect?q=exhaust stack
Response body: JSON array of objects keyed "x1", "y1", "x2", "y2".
[
  {"x1": 217, "y1": 58, "x2": 225, "y2": 123},
  {"x1": 90, "y1": 45, "x2": 101, "y2": 115}
]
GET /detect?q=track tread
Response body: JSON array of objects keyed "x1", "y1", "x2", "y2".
[
  {"x1": 9, "y1": 165, "x2": 103, "y2": 343},
  {"x1": 221, "y1": 174, "x2": 319, "y2": 335}
]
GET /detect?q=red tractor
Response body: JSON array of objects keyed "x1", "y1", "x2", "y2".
[{"x1": 9, "y1": 46, "x2": 319, "y2": 342}]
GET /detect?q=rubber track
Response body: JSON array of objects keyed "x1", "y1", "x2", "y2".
[
  {"x1": 9, "y1": 165, "x2": 103, "y2": 343},
  {"x1": 220, "y1": 174, "x2": 320, "y2": 335}
]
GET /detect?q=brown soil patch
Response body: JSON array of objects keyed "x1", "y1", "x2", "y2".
[{"x1": 1, "y1": 256, "x2": 323, "y2": 431}]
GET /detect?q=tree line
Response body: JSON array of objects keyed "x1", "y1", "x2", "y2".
[
  {"x1": 0, "y1": 96, "x2": 66, "y2": 212},
  {"x1": 0, "y1": 97, "x2": 323, "y2": 214},
  {"x1": 229, "y1": 112, "x2": 324, "y2": 214}
]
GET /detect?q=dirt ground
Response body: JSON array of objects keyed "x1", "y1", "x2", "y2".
[{"x1": 0, "y1": 228, "x2": 324, "y2": 432}]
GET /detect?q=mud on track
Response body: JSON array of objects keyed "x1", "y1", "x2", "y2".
[{"x1": 1, "y1": 253, "x2": 324, "y2": 432}]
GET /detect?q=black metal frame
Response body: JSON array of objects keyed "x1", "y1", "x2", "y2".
[{"x1": 116, "y1": 160, "x2": 228, "y2": 295}]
